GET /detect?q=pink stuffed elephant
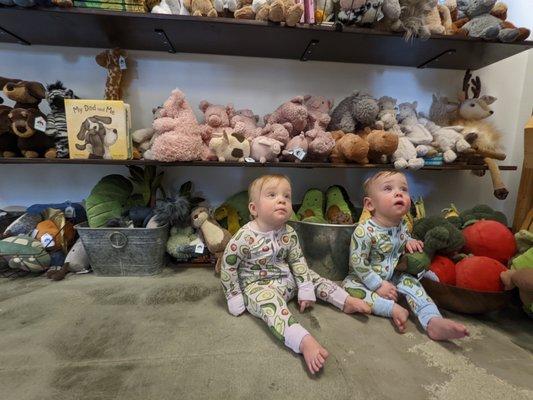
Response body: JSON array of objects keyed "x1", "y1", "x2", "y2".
[
  {"x1": 250, "y1": 136, "x2": 284, "y2": 163},
  {"x1": 264, "y1": 96, "x2": 307, "y2": 137},
  {"x1": 303, "y1": 95, "x2": 334, "y2": 131}
]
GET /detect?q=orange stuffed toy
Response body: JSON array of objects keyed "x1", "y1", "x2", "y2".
[
  {"x1": 462, "y1": 220, "x2": 517, "y2": 264},
  {"x1": 429, "y1": 255, "x2": 456, "y2": 285},
  {"x1": 456, "y1": 256, "x2": 507, "y2": 292}
]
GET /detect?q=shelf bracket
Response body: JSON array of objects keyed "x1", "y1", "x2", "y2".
[
  {"x1": 300, "y1": 39, "x2": 319, "y2": 61},
  {"x1": 155, "y1": 29, "x2": 176, "y2": 53},
  {"x1": 0, "y1": 26, "x2": 30, "y2": 46},
  {"x1": 417, "y1": 49, "x2": 456, "y2": 69}
]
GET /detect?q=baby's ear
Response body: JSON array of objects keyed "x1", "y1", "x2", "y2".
[
  {"x1": 248, "y1": 202, "x2": 257, "y2": 218},
  {"x1": 363, "y1": 197, "x2": 374, "y2": 213}
]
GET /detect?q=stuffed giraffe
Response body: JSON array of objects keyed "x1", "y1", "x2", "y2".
[{"x1": 95, "y1": 48, "x2": 125, "y2": 101}]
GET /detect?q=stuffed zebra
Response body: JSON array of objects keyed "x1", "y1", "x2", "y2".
[{"x1": 45, "y1": 81, "x2": 78, "y2": 158}]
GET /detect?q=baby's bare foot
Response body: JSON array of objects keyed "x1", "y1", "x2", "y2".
[
  {"x1": 427, "y1": 317, "x2": 470, "y2": 341},
  {"x1": 300, "y1": 335, "x2": 329, "y2": 375},
  {"x1": 343, "y1": 297, "x2": 371, "y2": 315},
  {"x1": 391, "y1": 304, "x2": 409, "y2": 333}
]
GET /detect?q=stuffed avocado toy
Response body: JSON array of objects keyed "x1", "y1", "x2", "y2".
[
  {"x1": 296, "y1": 188, "x2": 327, "y2": 223},
  {"x1": 214, "y1": 190, "x2": 250, "y2": 235},
  {"x1": 399, "y1": 216, "x2": 465, "y2": 276},
  {"x1": 0, "y1": 235, "x2": 51, "y2": 272},
  {"x1": 325, "y1": 185, "x2": 360, "y2": 225}
]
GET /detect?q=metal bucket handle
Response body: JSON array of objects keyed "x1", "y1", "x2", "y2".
[{"x1": 109, "y1": 231, "x2": 128, "y2": 249}]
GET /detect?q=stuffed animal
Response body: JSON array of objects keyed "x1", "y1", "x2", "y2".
[
  {"x1": 183, "y1": 0, "x2": 218, "y2": 16},
  {"x1": 424, "y1": 1, "x2": 454, "y2": 34},
  {"x1": 95, "y1": 49, "x2": 126, "y2": 101},
  {"x1": 132, "y1": 106, "x2": 163, "y2": 159},
  {"x1": 152, "y1": 0, "x2": 189, "y2": 13},
  {"x1": 456, "y1": 255, "x2": 507, "y2": 292},
  {"x1": 249, "y1": 0, "x2": 304, "y2": 26},
  {"x1": 250, "y1": 136, "x2": 283, "y2": 163},
  {"x1": 0, "y1": 77, "x2": 46, "y2": 111},
  {"x1": 454, "y1": 0, "x2": 527, "y2": 42},
  {"x1": 305, "y1": 127, "x2": 335, "y2": 162},
  {"x1": 328, "y1": 92, "x2": 379, "y2": 133},
  {"x1": 214, "y1": 190, "x2": 250, "y2": 235},
  {"x1": 190, "y1": 206, "x2": 232, "y2": 273},
  {"x1": 330, "y1": 131, "x2": 370, "y2": 164},
  {"x1": 264, "y1": 96, "x2": 307, "y2": 137},
  {"x1": 166, "y1": 226, "x2": 200, "y2": 261},
  {"x1": 325, "y1": 185, "x2": 355, "y2": 224},
  {"x1": 297, "y1": 188, "x2": 327, "y2": 223},
  {"x1": 314, "y1": 0, "x2": 335, "y2": 22},
  {"x1": 209, "y1": 129, "x2": 250, "y2": 162},
  {"x1": 151, "y1": 89, "x2": 209, "y2": 162},
  {"x1": 374, "y1": 96, "x2": 402, "y2": 134},
  {"x1": 421, "y1": 117, "x2": 470, "y2": 163},
  {"x1": 397, "y1": 101, "x2": 433, "y2": 157},
  {"x1": 303, "y1": 94, "x2": 333, "y2": 131},
  {"x1": 400, "y1": 215, "x2": 465, "y2": 275},
  {"x1": 358, "y1": 127, "x2": 399, "y2": 163},
  {"x1": 8, "y1": 108, "x2": 56, "y2": 158},
  {"x1": 445, "y1": 203, "x2": 507, "y2": 229},
  {"x1": 45, "y1": 81, "x2": 77, "y2": 158},
  {"x1": 488, "y1": 2, "x2": 530, "y2": 41},
  {"x1": 390, "y1": 126, "x2": 425, "y2": 169},
  {"x1": 429, "y1": 255, "x2": 456, "y2": 285},
  {"x1": 0, "y1": 104, "x2": 19, "y2": 157},
  {"x1": 199, "y1": 100, "x2": 234, "y2": 144},
  {"x1": 230, "y1": 109, "x2": 262, "y2": 140},
  {"x1": 281, "y1": 132, "x2": 308, "y2": 162},
  {"x1": 339, "y1": 0, "x2": 402, "y2": 31},
  {"x1": 0, "y1": 235, "x2": 51, "y2": 272},
  {"x1": 462, "y1": 220, "x2": 516, "y2": 264},
  {"x1": 2, "y1": 212, "x2": 42, "y2": 238},
  {"x1": 261, "y1": 123, "x2": 291, "y2": 145}
]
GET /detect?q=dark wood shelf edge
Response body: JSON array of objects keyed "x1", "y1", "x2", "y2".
[{"x1": 0, "y1": 158, "x2": 517, "y2": 171}]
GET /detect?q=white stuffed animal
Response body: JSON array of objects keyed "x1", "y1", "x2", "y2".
[
  {"x1": 397, "y1": 101, "x2": 433, "y2": 157},
  {"x1": 421, "y1": 118, "x2": 471, "y2": 163},
  {"x1": 152, "y1": 0, "x2": 189, "y2": 14}
]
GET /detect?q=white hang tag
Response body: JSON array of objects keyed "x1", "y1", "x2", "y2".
[
  {"x1": 119, "y1": 56, "x2": 127, "y2": 70},
  {"x1": 65, "y1": 206, "x2": 75, "y2": 219},
  {"x1": 40, "y1": 233, "x2": 55, "y2": 249},
  {"x1": 244, "y1": 157, "x2": 255, "y2": 163},
  {"x1": 292, "y1": 148, "x2": 306, "y2": 160},
  {"x1": 34, "y1": 116, "x2": 47, "y2": 132},
  {"x1": 416, "y1": 270, "x2": 427, "y2": 281},
  {"x1": 194, "y1": 242, "x2": 205, "y2": 254}
]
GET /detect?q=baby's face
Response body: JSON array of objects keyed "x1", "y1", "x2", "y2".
[
  {"x1": 365, "y1": 174, "x2": 411, "y2": 222},
  {"x1": 250, "y1": 179, "x2": 292, "y2": 229}
]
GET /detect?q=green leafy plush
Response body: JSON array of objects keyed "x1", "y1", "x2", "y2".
[
  {"x1": 86, "y1": 175, "x2": 134, "y2": 228},
  {"x1": 128, "y1": 165, "x2": 166, "y2": 208}
]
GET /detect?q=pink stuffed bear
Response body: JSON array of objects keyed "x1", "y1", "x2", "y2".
[
  {"x1": 150, "y1": 89, "x2": 209, "y2": 162},
  {"x1": 230, "y1": 109, "x2": 262, "y2": 140},
  {"x1": 250, "y1": 136, "x2": 283, "y2": 163},
  {"x1": 303, "y1": 95, "x2": 334, "y2": 131},
  {"x1": 261, "y1": 123, "x2": 291, "y2": 145},
  {"x1": 198, "y1": 100, "x2": 234, "y2": 144},
  {"x1": 264, "y1": 96, "x2": 308, "y2": 137},
  {"x1": 281, "y1": 133, "x2": 308, "y2": 162},
  {"x1": 306, "y1": 127, "x2": 335, "y2": 162}
]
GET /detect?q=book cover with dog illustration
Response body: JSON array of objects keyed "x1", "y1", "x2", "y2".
[{"x1": 65, "y1": 99, "x2": 132, "y2": 160}]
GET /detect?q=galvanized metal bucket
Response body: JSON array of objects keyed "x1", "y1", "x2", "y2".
[
  {"x1": 75, "y1": 223, "x2": 168, "y2": 276},
  {"x1": 288, "y1": 220, "x2": 355, "y2": 281}
]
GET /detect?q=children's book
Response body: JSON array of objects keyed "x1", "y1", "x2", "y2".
[{"x1": 65, "y1": 99, "x2": 132, "y2": 160}]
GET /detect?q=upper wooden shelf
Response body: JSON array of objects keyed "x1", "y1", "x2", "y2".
[
  {"x1": 0, "y1": 7, "x2": 531, "y2": 69},
  {"x1": 0, "y1": 157, "x2": 517, "y2": 170}
]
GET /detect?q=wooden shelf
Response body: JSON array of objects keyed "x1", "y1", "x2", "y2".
[
  {"x1": 0, "y1": 157, "x2": 517, "y2": 170},
  {"x1": 0, "y1": 7, "x2": 531, "y2": 69}
]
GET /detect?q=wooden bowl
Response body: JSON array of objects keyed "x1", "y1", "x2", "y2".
[{"x1": 421, "y1": 278, "x2": 514, "y2": 314}]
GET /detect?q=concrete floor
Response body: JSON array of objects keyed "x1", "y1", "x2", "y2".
[{"x1": 1, "y1": 267, "x2": 532, "y2": 400}]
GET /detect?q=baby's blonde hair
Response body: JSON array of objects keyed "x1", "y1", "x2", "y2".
[
  {"x1": 363, "y1": 170, "x2": 406, "y2": 197},
  {"x1": 248, "y1": 174, "x2": 291, "y2": 204}
]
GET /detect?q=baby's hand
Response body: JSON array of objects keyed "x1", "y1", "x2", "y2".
[
  {"x1": 405, "y1": 239, "x2": 424, "y2": 253},
  {"x1": 376, "y1": 281, "x2": 398, "y2": 301},
  {"x1": 299, "y1": 300, "x2": 315, "y2": 313}
]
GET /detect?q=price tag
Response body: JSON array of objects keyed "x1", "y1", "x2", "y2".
[
  {"x1": 40, "y1": 233, "x2": 55, "y2": 249},
  {"x1": 119, "y1": 56, "x2": 127, "y2": 70},
  {"x1": 244, "y1": 157, "x2": 255, "y2": 163},
  {"x1": 292, "y1": 148, "x2": 306, "y2": 160},
  {"x1": 194, "y1": 242, "x2": 205, "y2": 254},
  {"x1": 34, "y1": 116, "x2": 47, "y2": 132}
]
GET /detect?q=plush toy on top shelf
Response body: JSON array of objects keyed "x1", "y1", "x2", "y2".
[
  {"x1": 198, "y1": 100, "x2": 235, "y2": 144},
  {"x1": 183, "y1": 0, "x2": 218, "y2": 16},
  {"x1": 264, "y1": 96, "x2": 307, "y2": 137},
  {"x1": 0, "y1": 103, "x2": 19, "y2": 158},
  {"x1": 151, "y1": 0, "x2": 189, "y2": 14},
  {"x1": 424, "y1": 0, "x2": 454, "y2": 35},
  {"x1": 95, "y1": 49, "x2": 127, "y2": 101},
  {"x1": 234, "y1": 0, "x2": 304, "y2": 26},
  {"x1": 230, "y1": 109, "x2": 262, "y2": 140},
  {"x1": 132, "y1": 106, "x2": 163, "y2": 159},
  {"x1": 0, "y1": 77, "x2": 46, "y2": 111},
  {"x1": 209, "y1": 128, "x2": 251, "y2": 162},
  {"x1": 397, "y1": 101, "x2": 434, "y2": 157},
  {"x1": 454, "y1": 0, "x2": 529, "y2": 42},
  {"x1": 45, "y1": 81, "x2": 78, "y2": 159}
]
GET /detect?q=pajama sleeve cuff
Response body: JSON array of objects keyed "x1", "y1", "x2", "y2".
[
  {"x1": 363, "y1": 274, "x2": 383, "y2": 292},
  {"x1": 227, "y1": 294, "x2": 246, "y2": 316},
  {"x1": 297, "y1": 282, "x2": 316, "y2": 302}
]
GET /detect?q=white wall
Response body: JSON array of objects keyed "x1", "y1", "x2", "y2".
[{"x1": 0, "y1": 1, "x2": 532, "y2": 223}]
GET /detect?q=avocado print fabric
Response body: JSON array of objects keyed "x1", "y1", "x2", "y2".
[
  {"x1": 342, "y1": 219, "x2": 441, "y2": 330},
  {"x1": 221, "y1": 222, "x2": 349, "y2": 353}
]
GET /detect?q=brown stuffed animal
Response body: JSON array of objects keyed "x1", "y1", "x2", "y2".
[
  {"x1": 95, "y1": 49, "x2": 126, "y2": 100},
  {"x1": 0, "y1": 104, "x2": 19, "y2": 157},
  {"x1": 358, "y1": 127, "x2": 399, "y2": 163},
  {"x1": 0, "y1": 77, "x2": 46, "y2": 110},
  {"x1": 8, "y1": 108, "x2": 56, "y2": 158},
  {"x1": 330, "y1": 130, "x2": 370, "y2": 164}
]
